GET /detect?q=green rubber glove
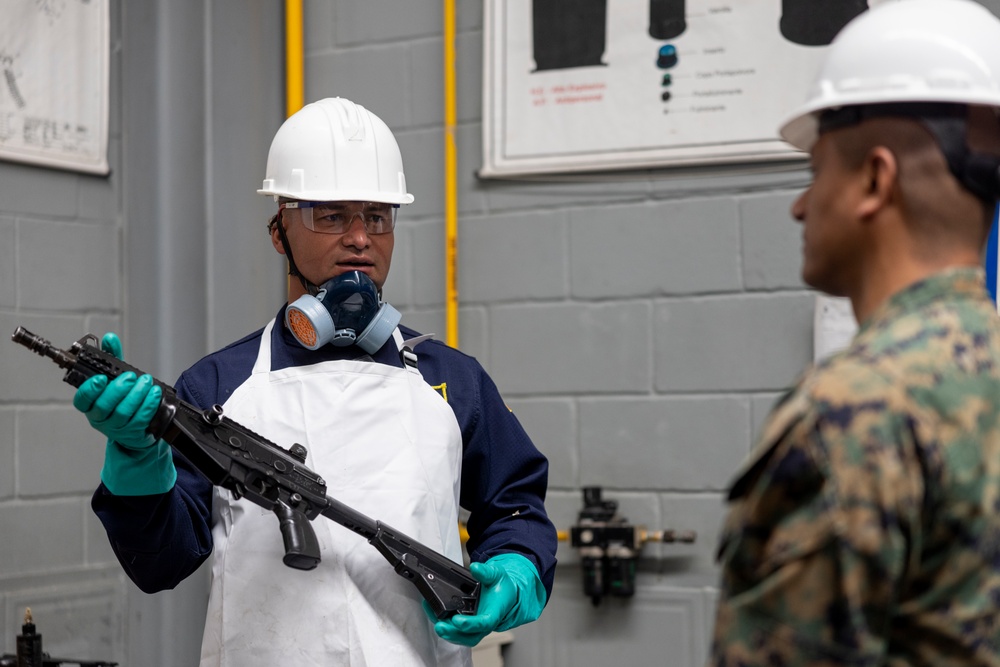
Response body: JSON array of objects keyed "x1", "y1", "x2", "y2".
[
  {"x1": 424, "y1": 553, "x2": 547, "y2": 647},
  {"x1": 72, "y1": 332, "x2": 176, "y2": 496}
]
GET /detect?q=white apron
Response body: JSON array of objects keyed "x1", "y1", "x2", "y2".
[{"x1": 199, "y1": 320, "x2": 471, "y2": 667}]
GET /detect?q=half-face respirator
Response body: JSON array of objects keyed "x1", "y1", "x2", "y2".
[{"x1": 285, "y1": 270, "x2": 401, "y2": 352}]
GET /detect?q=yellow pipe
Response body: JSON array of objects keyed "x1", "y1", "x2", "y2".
[
  {"x1": 285, "y1": 0, "x2": 305, "y2": 118},
  {"x1": 443, "y1": 0, "x2": 459, "y2": 348},
  {"x1": 284, "y1": 0, "x2": 304, "y2": 296}
]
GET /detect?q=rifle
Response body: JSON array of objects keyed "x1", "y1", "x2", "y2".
[{"x1": 11, "y1": 327, "x2": 480, "y2": 620}]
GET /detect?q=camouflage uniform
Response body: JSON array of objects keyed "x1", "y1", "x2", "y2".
[{"x1": 711, "y1": 267, "x2": 1000, "y2": 667}]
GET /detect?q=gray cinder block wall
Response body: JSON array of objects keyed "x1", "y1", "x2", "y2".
[
  {"x1": 0, "y1": 0, "x2": 133, "y2": 659},
  {"x1": 0, "y1": 4, "x2": 129, "y2": 663},
  {"x1": 2, "y1": 1, "x2": 283, "y2": 665}
]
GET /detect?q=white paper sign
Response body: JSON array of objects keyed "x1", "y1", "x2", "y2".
[
  {"x1": 0, "y1": 0, "x2": 110, "y2": 175},
  {"x1": 814, "y1": 294, "x2": 858, "y2": 363},
  {"x1": 482, "y1": 0, "x2": 853, "y2": 177}
]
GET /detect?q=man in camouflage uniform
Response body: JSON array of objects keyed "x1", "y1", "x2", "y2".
[{"x1": 711, "y1": 1, "x2": 1000, "y2": 665}]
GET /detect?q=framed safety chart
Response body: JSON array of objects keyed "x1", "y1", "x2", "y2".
[
  {"x1": 0, "y1": 0, "x2": 110, "y2": 175},
  {"x1": 482, "y1": 0, "x2": 874, "y2": 177}
]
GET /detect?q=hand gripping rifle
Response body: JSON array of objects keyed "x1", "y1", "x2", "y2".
[{"x1": 12, "y1": 327, "x2": 480, "y2": 620}]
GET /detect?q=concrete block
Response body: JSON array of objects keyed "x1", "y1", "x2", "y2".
[
  {"x1": 705, "y1": 586, "x2": 720, "y2": 640},
  {"x1": 0, "y1": 312, "x2": 86, "y2": 402},
  {"x1": 484, "y1": 172, "x2": 650, "y2": 215},
  {"x1": 456, "y1": 33, "x2": 483, "y2": 123},
  {"x1": 0, "y1": 500, "x2": 84, "y2": 575},
  {"x1": 396, "y1": 128, "x2": 445, "y2": 220},
  {"x1": 397, "y1": 123, "x2": 491, "y2": 218},
  {"x1": 410, "y1": 33, "x2": 482, "y2": 127},
  {"x1": 579, "y1": 397, "x2": 749, "y2": 491},
  {"x1": 457, "y1": 123, "x2": 490, "y2": 216},
  {"x1": 84, "y1": 315, "x2": 122, "y2": 342},
  {"x1": 382, "y1": 224, "x2": 414, "y2": 308},
  {"x1": 334, "y1": 0, "x2": 441, "y2": 46},
  {"x1": 505, "y1": 572, "x2": 710, "y2": 667},
  {"x1": 18, "y1": 407, "x2": 105, "y2": 497},
  {"x1": 660, "y1": 492, "x2": 729, "y2": 575},
  {"x1": 490, "y1": 302, "x2": 652, "y2": 395},
  {"x1": 649, "y1": 165, "x2": 810, "y2": 202},
  {"x1": 307, "y1": 46, "x2": 409, "y2": 130},
  {"x1": 303, "y1": 0, "x2": 335, "y2": 52},
  {"x1": 411, "y1": 220, "x2": 445, "y2": 307},
  {"x1": 396, "y1": 307, "x2": 488, "y2": 369},
  {"x1": 655, "y1": 293, "x2": 814, "y2": 392},
  {"x1": 399, "y1": 308, "x2": 445, "y2": 343},
  {"x1": 84, "y1": 509, "x2": 119, "y2": 567},
  {"x1": 751, "y1": 391, "x2": 786, "y2": 447},
  {"x1": 0, "y1": 408, "x2": 13, "y2": 500},
  {"x1": 458, "y1": 0, "x2": 483, "y2": 30},
  {"x1": 504, "y1": 398, "x2": 577, "y2": 489},
  {"x1": 76, "y1": 168, "x2": 118, "y2": 223},
  {"x1": 409, "y1": 39, "x2": 444, "y2": 129},
  {"x1": 739, "y1": 191, "x2": 806, "y2": 290},
  {"x1": 570, "y1": 198, "x2": 741, "y2": 298},
  {"x1": 459, "y1": 211, "x2": 569, "y2": 303},
  {"x1": 19, "y1": 220, "x2": 119, "y2": 311},
  {"x1": 455, "y1": 306, "x2": 488, "y2": 368},
  {"x1": 0, "y1": 217, "x2": 14, "y2": 308},
  {"x1": 0, "y1": 162, "x2": 78, "y2": 218}
]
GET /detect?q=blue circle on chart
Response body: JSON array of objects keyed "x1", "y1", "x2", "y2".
[{"x1": 657, "y1": 44, "x2": 678, "y2": 69}]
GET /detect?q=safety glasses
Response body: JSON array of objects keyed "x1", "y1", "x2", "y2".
[{"x1": 280, "y1": 201, "x2": 398, "y2": 235}]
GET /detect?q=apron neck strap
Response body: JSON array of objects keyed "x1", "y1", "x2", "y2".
[
  {"x1": 393, "y1": 329, "x2": 435, "y2": 374},
  {"x1": 252, "y1": 319, "x2": 277, "y2": 375}
]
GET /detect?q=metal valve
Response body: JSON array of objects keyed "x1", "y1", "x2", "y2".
[{"x1": 566, "y1": 486, "x2": 696, "y2": 606}]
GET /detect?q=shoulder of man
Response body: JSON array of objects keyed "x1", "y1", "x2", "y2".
[{"x1": 397, "y1": 324, "x2": 493, "y2": 407}]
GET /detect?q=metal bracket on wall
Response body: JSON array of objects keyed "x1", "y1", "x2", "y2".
[{"x1": 562, "y1": 486, "x2": 696, "y2": 606}]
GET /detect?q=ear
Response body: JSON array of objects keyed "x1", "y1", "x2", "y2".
[
  {"x1": 856, "y1": 146, "x2": 898, "y2": 221},
  {"x1": 269, "y1": 214, "x2": 287, "y2": 255}
]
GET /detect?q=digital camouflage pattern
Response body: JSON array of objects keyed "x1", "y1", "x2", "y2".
[{"x1": 711, "y1": 268, "x2": 1000, "y2": 667}]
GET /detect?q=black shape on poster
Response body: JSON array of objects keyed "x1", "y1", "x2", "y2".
[
  {"x1": 780, "y1": 0, "x2": 869, "y2": 46},
  {"x1": 649, "y1": 0, "x2": 686, "y2": 40},
  {"x1": 532, "y1": 0, "x2": 608, "y2": 71}
]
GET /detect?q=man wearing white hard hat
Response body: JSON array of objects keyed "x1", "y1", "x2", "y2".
[
  {"x1": 712, "y1": 1, "x2": 1000, "y2": 664},
  {"x1": 73, "y1": 97, "x2": 557, "y2": 665}
]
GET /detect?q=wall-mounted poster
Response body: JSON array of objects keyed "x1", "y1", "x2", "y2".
[
  {"x1": 0, "y1": 0, "x2": 110, "y2": 175},
  {"x1": 482, "y1": 0, "x2": 872, "y2": 177}
]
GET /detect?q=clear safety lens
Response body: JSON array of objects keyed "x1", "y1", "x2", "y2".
[{"x1": 282, "y1": 201, "x2": 397, "y2": 235}]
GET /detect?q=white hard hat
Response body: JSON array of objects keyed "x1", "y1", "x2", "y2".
[
  {"x1": 258, "y1": 97, "x2": 414, "y2": 205},
  {"x1": 780, "y1": 0, "x2": 1000, "y2": 151}
]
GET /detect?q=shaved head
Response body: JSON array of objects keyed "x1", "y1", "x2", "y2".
[{"x1": 829, "y1": 114, "x2": 995, "y2": 259}]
